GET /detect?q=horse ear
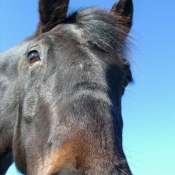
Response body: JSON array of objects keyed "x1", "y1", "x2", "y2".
[
  {"x1": 111, "y1": 0, "x2": 133, "y2": 33},
  {"x1": 36, "y1": 0, "x2": 69, "y2": 35}
]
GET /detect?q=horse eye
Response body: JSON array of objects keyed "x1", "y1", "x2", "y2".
[
  {"x1": 123, "y1": 79, "x2": 129, "y2": 88},
  {"x1": 27, "y1": 51, "x2": 40, "y2": 64}
]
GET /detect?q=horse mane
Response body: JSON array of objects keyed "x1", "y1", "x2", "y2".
[{"x1": 65, "y1": 8, "x2": 132, "y2": 79}]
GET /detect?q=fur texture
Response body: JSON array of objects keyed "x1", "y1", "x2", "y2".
[{"x1": 0, "y1": 0, "x2": 133, "y2": 174}]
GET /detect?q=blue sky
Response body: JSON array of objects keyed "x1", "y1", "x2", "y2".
[{"x1": 0, "y1": 0, "x2": 175, "y2": 174}]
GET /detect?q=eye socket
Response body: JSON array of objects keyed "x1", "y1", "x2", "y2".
[
  {"x1": 27, "y1": 50, "x2": 40, "y2": 64},
  {"x1": 123, "y1": 79, "x2": 129, "y2": 88}
]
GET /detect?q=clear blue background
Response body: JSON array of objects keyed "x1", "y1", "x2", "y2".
[{"x1": 0, "y1": 0, "x2": 175, "y2": 174}]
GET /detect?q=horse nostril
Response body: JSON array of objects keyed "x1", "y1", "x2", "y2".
[
  {"x1": 47, "y1": 141, "x2": 53, "y2": 147},
  {"x1": 75, "y1": 161, "x2": 80, "y2": 170}
]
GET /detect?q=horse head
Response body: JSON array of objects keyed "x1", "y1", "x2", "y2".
[{"x1": 0, "y1": 0, "x2": 133, "y2": 174}]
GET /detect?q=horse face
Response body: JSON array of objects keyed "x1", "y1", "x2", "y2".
[{"x1": 12, "y1": 0, "x2": 133, "y2": 174}]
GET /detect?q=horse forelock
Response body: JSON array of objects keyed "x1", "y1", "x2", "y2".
[{"x1": 38, "y1": 9, "x2": 130, "y2": 79}]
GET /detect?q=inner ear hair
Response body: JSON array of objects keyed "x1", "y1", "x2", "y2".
[{"x1": 36, "y1": 0, "x2": 69, "y2": 35}]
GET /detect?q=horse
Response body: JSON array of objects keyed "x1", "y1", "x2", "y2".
[{"x1": 0, "y1": 0, "x2": 134, "y2": 174}]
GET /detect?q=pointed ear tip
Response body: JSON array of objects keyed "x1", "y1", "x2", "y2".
[
  {"x1": 117, "y1": 0, "x2": 133, "y2": 4},
  {"x1": 113, "y1": 0, "x2": 133, "y2": 8},
  {"x1": 110, "y1": 0, "x2": 133, "y2": 33},
  {"x1": 37, "y1": 0, "x2": 70, "y2": 34},
  {"x1": 111, "y1": 0, "x2": 133, "y2": 15}
]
